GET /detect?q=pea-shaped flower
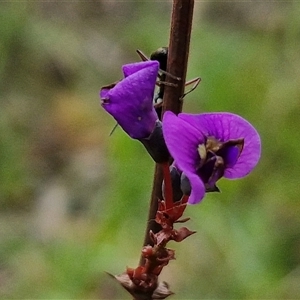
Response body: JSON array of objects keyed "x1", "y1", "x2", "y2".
[
  {"x1": 100, "y1": 61, "x2": 159, "y2": 140},
  {"x1": 100, "y1": 61, "x2": 169, "y2": 163},
  {"x1": 162, "y1": 111, "x2": 261, "y2": 204}
]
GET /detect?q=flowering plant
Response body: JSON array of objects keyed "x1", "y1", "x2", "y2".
[{"x1": 100, "y1": 57, "x2": 261, "y2": 297}]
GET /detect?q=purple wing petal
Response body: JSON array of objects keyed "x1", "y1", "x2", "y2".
[
  {"x1": 163, "y1": 111, "x2": 206, "y2": 204},
  {"x1": 162, "y1": 111, "x2": 207, "y2": 199},
  {"x1": 163, "y1": 111, "x2": 205, "y2": 173},
  {"x1": 179, "y1": 113, "x2": 261, "y2": 178}
]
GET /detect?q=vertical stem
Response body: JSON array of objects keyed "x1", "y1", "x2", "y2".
[
  {"x1": 140, "y1": 0, "x2": 194, "y2": 265},
  {"x1": 140, "y1": 163, "x2": 163, "y2": 255},
  {"x1": 162, "y1": 162, "x2": 173, "y2": 210},
  {"x1": 163, "y1": 0, "x2": 194, "y2": 115}
]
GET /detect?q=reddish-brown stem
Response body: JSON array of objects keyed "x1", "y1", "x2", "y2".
[
  {"x1": 111, "y1": 2, "x2": 195, "y2": 299},
  {"x1": 140, "y1": 0, "x2": 194, "y2": 262},
  {"x1": 162, "y1": 0, "x2": 194, "y2": 115},
  {"x1": 140, "y1": 163, "x2": 164, "y2": 264},
  {"x1": 162, "y1": 163, "x2": 173, "y2": 210}
]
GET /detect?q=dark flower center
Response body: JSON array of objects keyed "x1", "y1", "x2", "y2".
[{"x1": 197, "y1": 136, "x2": 244, "y2": 191}]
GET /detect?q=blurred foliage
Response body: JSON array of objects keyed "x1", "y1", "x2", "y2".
[{"x1": 0, "y1": 1, "x2": 300, "y2": 299}]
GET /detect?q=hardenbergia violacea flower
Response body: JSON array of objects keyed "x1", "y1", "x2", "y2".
[
  {"x1": 100, "y1": 60, "x2": 169, "y2": 163},
  {"x1": 100, "y1": 60, "x2": 159, "y2": 139},
  {"x1": 162, "y1": 111, "x2": 261, "y2": 204}
]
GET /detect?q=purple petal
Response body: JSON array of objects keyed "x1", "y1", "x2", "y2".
[
  {"x1": 185, "y1": 172, "x2": 206, "y2": 205},
  {"x1": 100, "y1": 88, "x2": 109, "y2": 99},
  {"x1": 163, "y1": 111, "x2": 206, "y2": 204},
  {"x1": 122, "y1": 60, "x2": 159, "y2": 77},
  {"x1": 223, "y1": 146, "x2": 239, "y2": 168},
  {"x1": 100, "y1": 61, "x2": 159, "y2": 139},
  {"x1": 178, "y1": 113, "x2": 261, "y2": 178},
  {"x1": 163, "y1": 111, "x2": 205, "y2": 173}
]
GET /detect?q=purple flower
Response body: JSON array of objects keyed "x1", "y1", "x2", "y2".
[
  {"x1": 100, "y1": 61, "x2": 159, "y2": 139},
  {"x1": 162, "y1": 111, "x2": 261, "y2": 204}
]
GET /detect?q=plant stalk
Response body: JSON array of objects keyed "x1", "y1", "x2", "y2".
[{"x1": 140, "y1": 0, "x2": 194, "y2": 263}]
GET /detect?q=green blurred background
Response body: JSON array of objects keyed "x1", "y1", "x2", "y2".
[{"x1": 0, "y1": 2, "x2": 299, "y2": 299}]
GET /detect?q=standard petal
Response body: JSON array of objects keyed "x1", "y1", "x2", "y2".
[
  {"x1": 162, "y1": 111, "x2": 205, "y2": 175},
  {"x1": 179, "y1": 113, "x2": 261, "y2": 178}
]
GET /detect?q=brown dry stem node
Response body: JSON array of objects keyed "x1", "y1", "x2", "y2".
[
  {"x1": 110, "y1": 272, "x2": 174, "y2": 300},
  {"x1": 118, "y1": 192, "x2": 195, "y2": 299},
  {"x1": 110, "y1": 193, "x2": 195, "y2": 299}
]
